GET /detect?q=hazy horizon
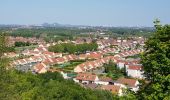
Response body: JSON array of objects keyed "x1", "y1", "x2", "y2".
[{"x1": 1, "y1": 0, "x2": 170, "y2": 27}]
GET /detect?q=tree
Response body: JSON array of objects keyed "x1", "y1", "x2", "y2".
[
  {"x1": 0, "y1": 33, "x2": 7, "y2": 57},
  {"x1": 104, "y1": 61, "x2": 125, "y2": 80},
  {"x1": 140, "y1": 20, "x2": 170, "y2": 99},
  {"x1": 0, "y1": 33, "x2": 12, "y2": 99},
  {"x1": 48, "y1": 44, "x2": 64, "y2": 53},
  {"x1": 49, "y1": 43, "x2": 98, "y2": 54},
  {"x1": 135, "y1": 43, "x2": 141, "y2": 49},
  {"x1": 15, "y1": 41, "x2": 31, "y2": 47}
]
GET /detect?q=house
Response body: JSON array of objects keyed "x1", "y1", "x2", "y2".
[
  {"x1": 87, "y1": 52, "x2": 103, "y2": 60},
  {"x1": 42, "y1": 51, "x2": 54, "y2": 58},
  {"x1": 74, "y1": 61, "x2": 98, "y2": 73},
  {"x1": 4, "y1": 52, "x2": 19, "y2": 58},
  {"x1": 31, "y1": 56, "x2": 43, "y2": 62},
  {"x1": 99, "y1": 85, "x2": 122, "y2": 96},
  {"x1": 74, "y1": 64, "x2": 86, "y2": 73},
  {"x1": 79, "y1": 54, "x2": 87, "y2": 60},
  {"x1": 116, "y1": 60, "x2": 126, "y2": 69},
  {"x1": 55, "y1": 53, "x2": 62, "y2": 58},
  {"x1": 22, "y1": 50, "x2": 30, "y2": 56},
  {"x1": 56, "y1": 57, "x2": 66, "y2": 64},
  {"x1": 74, "y1": 73, "x2": 99, "y2": 84},
  {"x1": 34, "y1": 47, "x2": 48, "y2": 52},
  {"x1": 42, "y1": 58, "x2": 55, "y2": 66},
  {"x1": 33, "y1": 63, "x2": 47, "y2": 73},
  {"x1": 38, "y1": 44, "x2": 47, "y2": 47},
  {"x1": 24, "y1": 58, "x2": 33, "y2": 64},
  {"x1": 17, "y1": 59, "x2": 27, "y2": 65},
  {"x1": 31, "y1": 51, "x2": 41, "y2": 56},
  {"x1": 97, "y1": 41, "x2": 105, "y2": 49},
  {"x1": 12, "y1": 60, "x2": 19, "y2": 66},
  {"x1": 95, "y1": 77, "x2": 114, "y2": 85},
  {"x1": 42, "y1": 51, "x2": 62, "y2": 58},
  {"x1": 63, "y1": 54, "x2": 78, "y2": 61},
  {"x1": 117, "y1": 39, "x2": 121, "y2": 43},
  {"x1": 74, "y1": 56, "x2": 115, "y2": 73},
  {"x1": 84, "y1": 62, "x2": 93, "y2": 70},
  {"x1": 114, "y1": 78, "x2": 139, "y2": 92},
  {"x1": 126, "y1": 65, "x2": 144, "y2": 79},
  {"x1": 22, "y1": 50, "x2": 41, "y2": 56}
]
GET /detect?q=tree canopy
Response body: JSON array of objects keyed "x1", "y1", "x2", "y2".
[
  {"x1": 48, "y1": 43, "x2": 98, "y2": 54},
  {"x1": 140, "y1": 20, "x2": 170, "y2": 99}
]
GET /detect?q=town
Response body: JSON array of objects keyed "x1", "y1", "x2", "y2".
[
  {"x1": 1, "y1": 0, "x2": 169, "y2": 99},
  {"x1": 5, "y1": 34, "x2": 145, "y2": 96}
]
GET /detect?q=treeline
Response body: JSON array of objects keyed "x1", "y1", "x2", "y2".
[
  {"x1": 6, "y1": 27, "x2": 154, "y2": 42},
  {"x1": 104, "y1": 61, "x2": 125, "y2": 80},
  {"x1": 0, "y1": 33, "x2": 15, "y2": 55},
  {"x1": 0, "y1": 69, "x2": 120, "y2": 100},
  {"x1": 15, "y1": 42, "x2": 31, "y2": 47},
  {"x1": 9, "y1": 27, "x2": 96, "y2": 38},
  {"x1": 8, "y1": 28, "x2": 96, "y2": 42},
  {"x1": 107, "y1": 27, "x2": 154, "y2": 38},
  {"x1": 14, "y1": 42, "x2": 37, "y2": 47},
  {"x1": 48, "y1": 43, "x2": 98, "y2": 54}
]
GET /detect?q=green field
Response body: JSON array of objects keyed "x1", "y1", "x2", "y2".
[{"x1": 53, "y1": 60, "x2": 85, "y2": 72}]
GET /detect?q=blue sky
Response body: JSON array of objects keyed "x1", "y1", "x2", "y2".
[{"x1": 0, "y1": 0, "x2": 170, "y2": 26}]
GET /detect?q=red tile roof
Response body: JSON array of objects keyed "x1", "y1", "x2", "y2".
[
  {"x1": 116, "y1": 78, "x2": 137, "y2": 87},
  {"x1": 87, "y1": 53, "x2": 103, "y2": 59},
  {"x1": 56, "y1": 57, "x2": 65, "y2": 62},
  {"x1": 128, "y1": 65, "x2": 142, "y2": 70},
  {"x1": 76, "y1": 73, "x2": 97, "y2": 81},
  {"x1": 99, "y1": 77, "x2": 113, "y2": 82},
  {"x1": 43, "y1": 51, "x2": 54, "y2": 55},
  {"x1": 34, "y1": 63, "x2": 46, "y2": 72}
]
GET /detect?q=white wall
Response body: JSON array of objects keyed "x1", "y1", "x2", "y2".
[
  {"x1": 117, "y1": 62, "x2": 125, "y2": 69},
  {"x1": 74, "y1": 67, "x2": 83, "y2": 73},
  {"x1": 127, "y1": 69, "x2": 144, "y2": 79},
  {"x1": 95, "y1": 81, "x2": 109, "y2": 85}
]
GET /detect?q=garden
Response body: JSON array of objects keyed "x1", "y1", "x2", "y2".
[{"x1": 53, "y1": 60, "x2": 85, "y2": 72}]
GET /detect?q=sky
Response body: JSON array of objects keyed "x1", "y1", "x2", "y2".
[{"x1": 0, "y1": 0, "x2": 170, "y2": 26}]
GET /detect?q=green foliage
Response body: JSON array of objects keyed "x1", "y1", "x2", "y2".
[
  {"x1": 140, "y1": 21, "x2": 170, "y2": 99},
  {"x1": 48, "y1": 44, "x2": 64, "y2": 53},
  {"x1": 0, "y1": 33, "x2": 15, "y2": 54},
  {"x1": 119, "y1": 89, "x2": 137, "y2": 100},
  {"x1": 108, "y1": 27, "x2": 154, "y2": 38},
  {"x1": 0, "y1": 33, "x2": 7, "y2": 57},
  {"x1": 0, "y1": 70, "x2": 119, "y2": 100},
  {"x1": 104, "y1": 61, "x2": 125, "y2": 80},
  {"x1": 15, "y1": 41, "x2": 32, "y2": 47},
  {"x1": 6, "y1": 27, "x2": 154, "y2": 42},
  {"x1": 49, "y1": 43, "x2": 98, "y2": 54},
  {"x1": 104, "y1": 61, "x2": 117, "y2": 73},
  {"x1": 125, "y1": 54, "x2": 140, "y2": 59},
  {"x1": 8, "y1": 27, "x2": 96, "y2": 42}
]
